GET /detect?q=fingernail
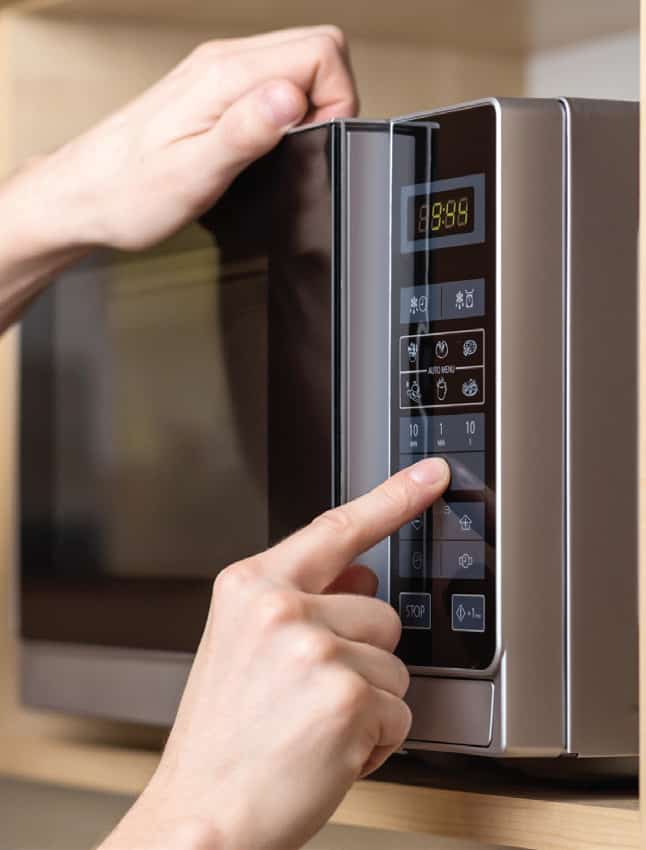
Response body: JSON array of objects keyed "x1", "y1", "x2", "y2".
[
  {"x1": 263, "y1": 83, "x2": 304, "y2": 129},
  {"x1": 407, "y1": 457, "x2": 450, "y2": 487}
]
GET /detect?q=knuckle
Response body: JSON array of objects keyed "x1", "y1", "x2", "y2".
[
  {"x1": 315, "y1": 31, "x2": 344, "y2": 62},
  {"x1": 398, "y1": 700, "x2": 414, "y2": 743},
  {"x1": 211, "y1": 559, "x2": 256, "y2": 602},
  {"x1": 292, "y1": 628, "x2": 338, "y2": 666},
  {"x1": 311, "y1": 507, "x2": 355, "y2": 541},
  {"x1": 258, "y1": 589, "x2": 305, "y2": 631},
  {"x1": 393, "y1": 658, "x2": 411, "y2": 698},
  {"x1": 373, "y1": 598, "x2": 403, "y2": 651},
  {"x1": 191, "y1": 40, "x2": 222, "y2": 62},
  {"x1": 319, "y1": 25, "x2": 347, "y2": 50},
  {"x1": 331, "y1": 672, "x2": 371, "y2": 718}
]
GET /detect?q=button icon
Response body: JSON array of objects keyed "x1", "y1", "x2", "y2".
[
  {"x1": 399, "y1": 592, "x2": 431, "y2": 630},
  {"x1": 407, "y1": 341, "x2": 418, "y2": 365},
  {"x1": 411, "y1": 551, "x2": 424, "y2": 572},
  {"x1": 406, "y1": 380, "x2": 422, "y2": 404},
  {"x1": 462, "y1": 338, "x2": 478, "y2": 358},
  {"x1": 433, "y1": 501, "x2": 485, "y2": 541},
  {"x1": 436, "y1": 377, "x2": 448, "y2": 401},
  {"x1": 459, "y1": 514, "x2": 473, "y2": 532},
  {"x1": 462, "y1": 377, "x2": 480, "y2": 398},
  {"x1": 451, "y1": 594, "x2": 485, "y2": 632},
  {"x1": 440, "y1": 542, "x2": 485, "y2": 579},
  {"x1": 399, "y1": 513, "x2": 425, "y2": 541},
  {"x1": 457, "y1": 552, "x2": 474, "y2": 570},
  {"x1": 435, "y1": 339, "x2": 449, "y2": 359},
  {"x1": 398, "y1": 540, "x2": 428, "y2": 577},
  {"x1": 441, "y1": 280, "x2": 485, "y2": 320}
]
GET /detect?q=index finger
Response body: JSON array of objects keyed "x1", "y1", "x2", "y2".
[{"x1": 266, "y1": 457, "x2": 450, "y2": 592}]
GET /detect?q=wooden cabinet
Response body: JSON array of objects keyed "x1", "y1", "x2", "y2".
[{"x1": 0, "y1": 2, "x2": 641, "y2": 848}]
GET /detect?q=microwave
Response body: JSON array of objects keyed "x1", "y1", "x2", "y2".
[{"x1": 18, "y1": 98, "x2": 638, "y2": 761}]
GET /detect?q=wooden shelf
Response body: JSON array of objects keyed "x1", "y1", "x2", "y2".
[
  {"x1": 334, "y1": 780, "x2": 639, "y2": 850},
  {"x1": 3, "y1": 0, "x2": 640, "y2": 52},
  {"x1": 0, "y1": 728, "x2": 639, "y2": 850}
]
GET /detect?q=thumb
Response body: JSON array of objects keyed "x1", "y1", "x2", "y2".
[{"x1": 204, "y1": 79, "x2": 308, "y2": 186}]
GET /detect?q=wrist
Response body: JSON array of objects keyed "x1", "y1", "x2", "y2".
[
  {"x1": 99, "y1": 782, "x2": 229, "y2": 850},
  {"x1": 101, "y1": 812, "x2": 224, "y2": 850},
  {"x1": 0, "y1": 152, "x2": 96, "y2": 261}
]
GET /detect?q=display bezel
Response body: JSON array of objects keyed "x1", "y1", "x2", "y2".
[{"x1": 401, "y1": 173, "x2": 485, "y2": 253}]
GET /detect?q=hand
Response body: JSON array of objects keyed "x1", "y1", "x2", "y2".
[
  {"x1": 101, "y1": 457, "x2": 450, "y2": 850},
  {"x1": 24, "y1": 26, "x2": 358, "y2": 253}
]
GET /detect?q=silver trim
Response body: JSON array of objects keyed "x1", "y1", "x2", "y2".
[
  {"x1": 344, "y1": 125, "x2": 391, "y2": 598},
  {"x1": 21, "y1": 641, "x2": 191, "y2": 726}
]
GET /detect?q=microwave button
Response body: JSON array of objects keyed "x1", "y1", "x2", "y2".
[
  {"x1": 440, "y1": 542, "x2": 486, "y2": 580},
  {"x1": 430, "y1": 414, "x2": 485, "y2": 453},
  {"x1": 451, "y1": 594, "x2": 486, "y2": 632},
  {"x1": 443, "y1": 452, "x2": 486, "y2": 492},
  {"x1": 397, "y1": 540, "x2": 429, "y2": 578},
  {"x1": 441, "y1": 279, "x2": 485, "y2": 320},
  {"x1": 400, "y1": 285, "x2": 441, "y2": 325},
  {"x1": 400, "y1": 416, "x2": 431, "y2": 454},
  {"x1": 399, "y1": 593, "x2": 431, "y2": 630},
  {"x1": 460, "y1": 373, "x2": 483, "y2": 402},
  {"x1": 399, "y1": 514, "x2": 426, "y2": 541},
  {"x1": 433, "y1": 501, "x2": 485, "y2": 541}
]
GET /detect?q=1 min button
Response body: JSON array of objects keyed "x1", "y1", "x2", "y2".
[{"x1": 451, "y1": 594, "x2": 485, "y2": 632}]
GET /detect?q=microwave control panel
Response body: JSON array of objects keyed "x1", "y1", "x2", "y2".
[{"x1": 389, "y1": 105, "x2": 496, "y2": 670}]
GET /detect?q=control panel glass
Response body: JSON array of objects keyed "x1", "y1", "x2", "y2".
[{"x1": 389, "y1": 107, "x2": 496, "y2": 670}]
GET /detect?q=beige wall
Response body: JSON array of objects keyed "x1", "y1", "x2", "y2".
[{"x1": 526, "y1": 29, "x2": 639, "y2": 99}]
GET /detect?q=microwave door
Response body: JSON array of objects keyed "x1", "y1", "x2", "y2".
[{"x1": 19, "y1": 123, "x2": 338, "y2": 663}]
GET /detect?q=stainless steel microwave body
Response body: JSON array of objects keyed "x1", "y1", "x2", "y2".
[{"x1": 18, "y1": 98, "x2": 638, "y2": 760}]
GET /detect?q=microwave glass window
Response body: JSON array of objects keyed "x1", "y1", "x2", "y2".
[{"x1": 51, "y1": 237, "x2": 268, "y2": 579}]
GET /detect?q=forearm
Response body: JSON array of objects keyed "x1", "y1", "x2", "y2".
[{"x1": 0, "y1": 156, "x2": 92, "y2": 332}]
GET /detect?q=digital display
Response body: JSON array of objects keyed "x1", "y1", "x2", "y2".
[{"x1": 409, "y1": 187, "x2": 475, "y2": 241}]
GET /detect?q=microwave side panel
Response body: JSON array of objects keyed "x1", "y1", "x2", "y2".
[
  {"x1": 563, "y1": 99, "x2": 639, "y2": 758},
  {"x1": 495, "y1": 98, "x2": 567, "y2": 755}
]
